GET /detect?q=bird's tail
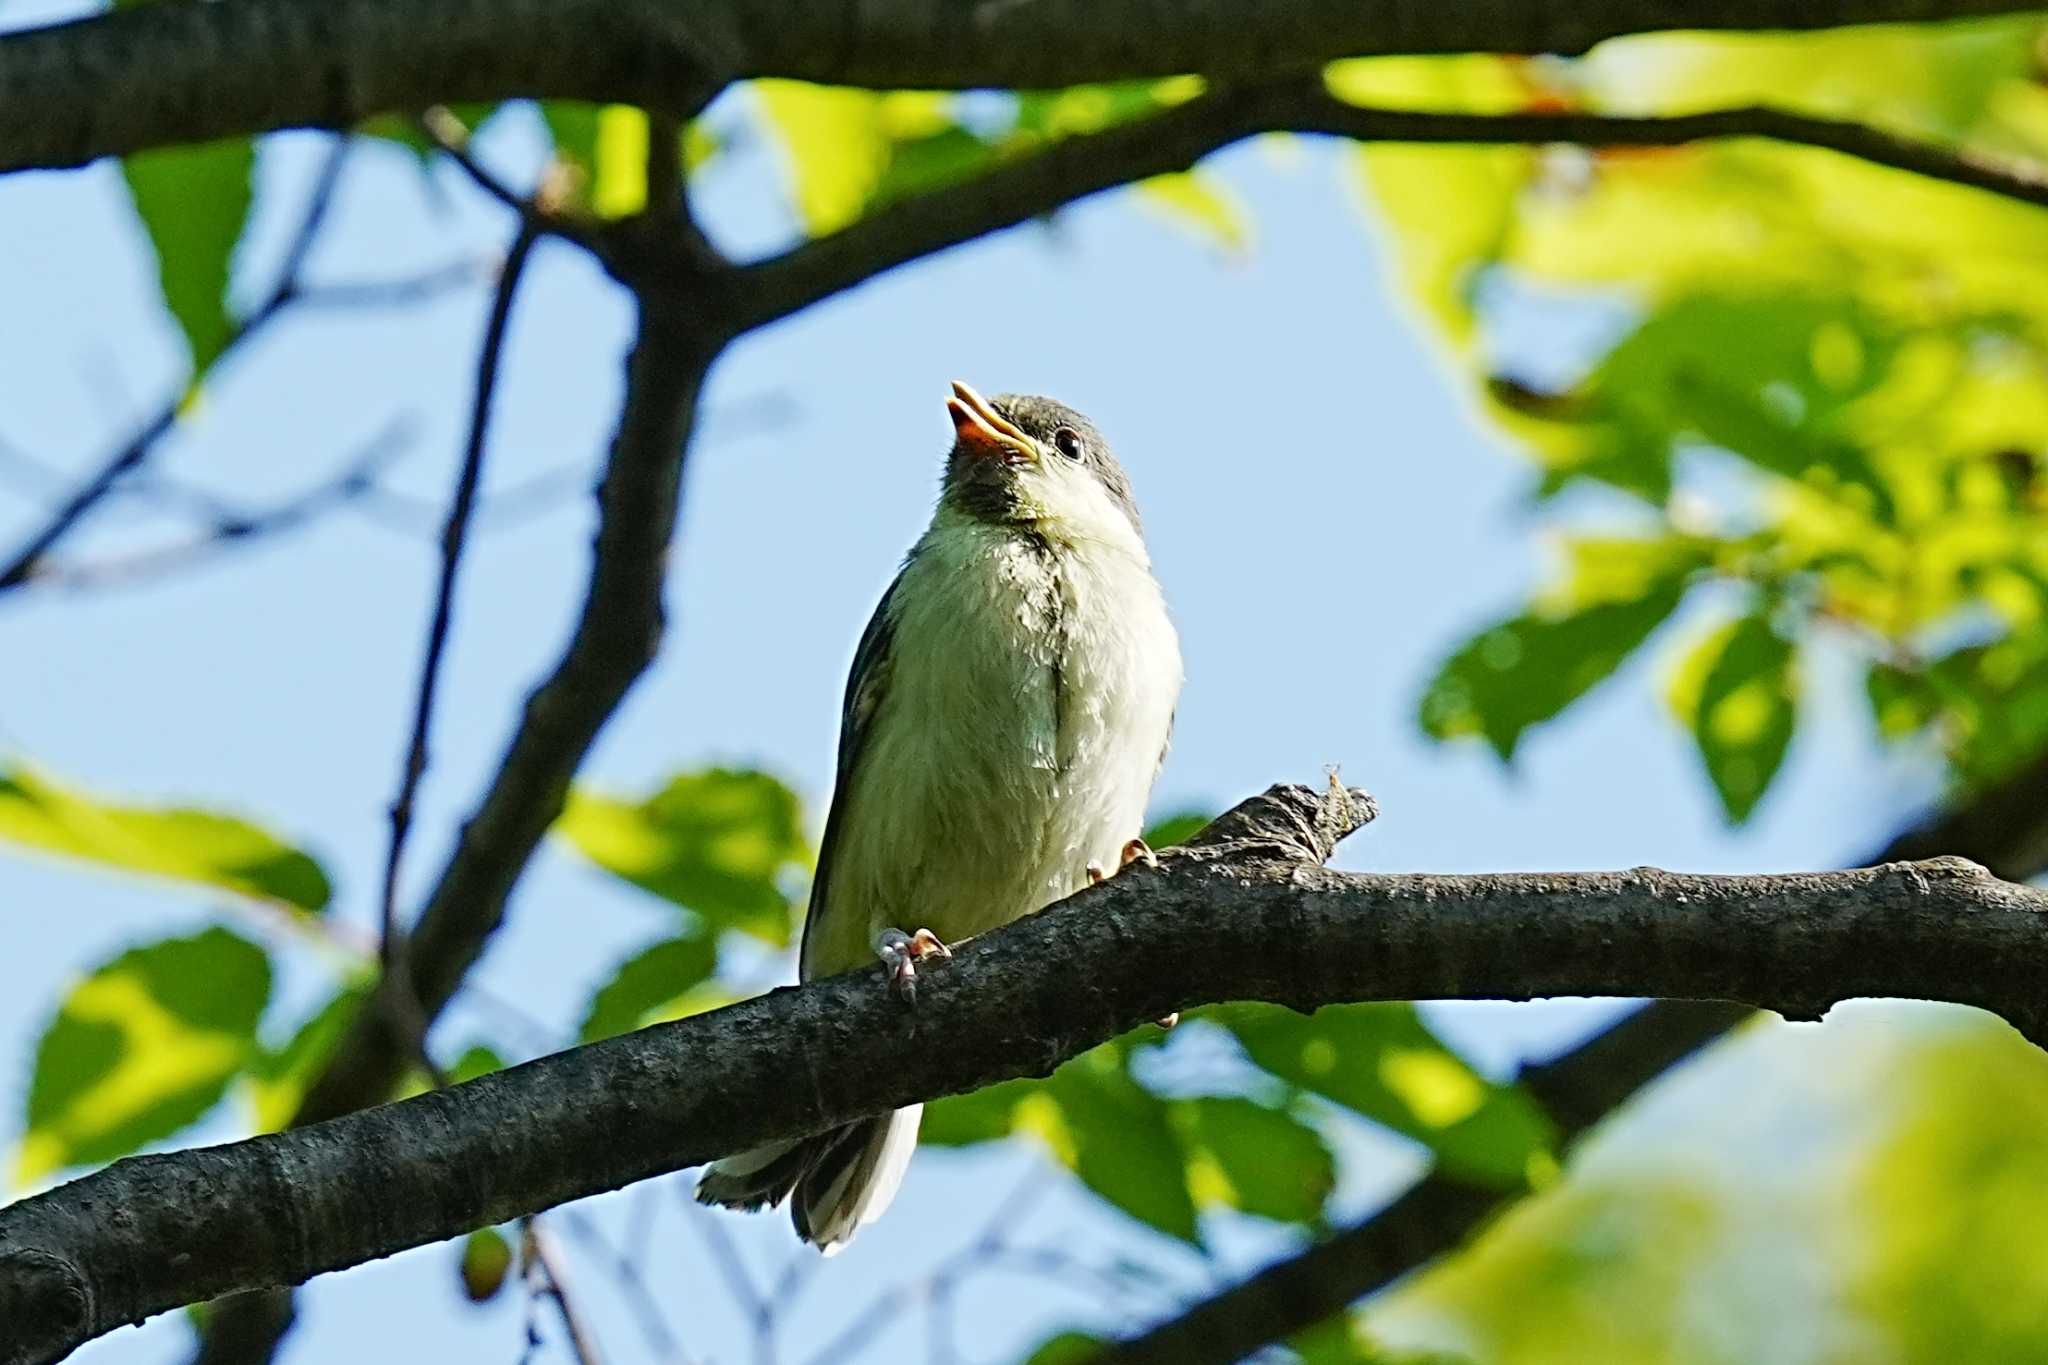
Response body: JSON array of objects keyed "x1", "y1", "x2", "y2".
[{"x1": 694, "y1": 1105, "x2": 922, "y2": 1255}]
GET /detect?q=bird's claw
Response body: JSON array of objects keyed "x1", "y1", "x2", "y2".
[
  {"x1": 877, "y1": 926, "x2": 953, "y2": 1005},
  {"x1": 1088, "y1": 837, "x2": 1159, "y2": 887}
]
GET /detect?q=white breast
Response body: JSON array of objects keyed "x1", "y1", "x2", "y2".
[{"x1": 803, "y1": 512, "x2": 1182, "y2": 977}]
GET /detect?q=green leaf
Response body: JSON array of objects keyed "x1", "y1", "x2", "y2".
[
  {"x1": 1677, "y1": 612, "x2": 1800, "y2": 823},
  {"x1": 0, "y1": 763, "x2": 331, "y2": 912},
  {"x1": 1177, "y1": 1095, "x2": 1334, "y2": 1225},
  {"x1": 755, "y1": 82, "x2": 907, "y2": 236},
  {"x1": 1418, "y1": 585, "x2": 1688, "y2": 760},
  {"x1": 1142, "y1": 809, "x2": 1213, "y2": 850},
  {"x1": 555, "y1": 767, "x2": 809, "y2": 945},
  {"x1": 121, "y1": 137, "x2": 256, "y2": 378},
  {"x1": 1045, "y1": 1048, "x2": 1201, "y2": 1247},
  {"x1": 246, "y1": 982, "x2": 368, "y2": 1130},
  {"x1": 921, "y1": 1075, "x2": 1041, "y2": 1146},
  {"x1": 1024, "y1": 1333, "x2": 1107, "y2": 1365},
  {"x1": 542, "y1": 102, "x2": 706, "y2": 219},
  {"x1": 21, "y1": 926, "x2": 270, "y2": 1181},
  {"x1": 1135, "y1": 172, "x2": 1251, "y2": 254},
  {"x1": 459, "y1": 1227, "x2": 513, "y2": 1303},
  {"x1": 1215, "y1": 1002, "x2": 1554, "y2": 1189},
  {"x1": 448, "y1": 1045, "x2": 507, "y2": 1084},
  {"x1": 578, "y1": 933, "x2": 719, "y2": 1042}
]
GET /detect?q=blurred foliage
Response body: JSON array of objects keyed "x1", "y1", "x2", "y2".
[
  {"x1": 754, "y1": 76, "x2": 1247, "y2": 251},
  {"x1": 554, "y1": 767, "x2": 811, "y2": 946},
  {"x1": 1362, "y1": 1011, "x2": 2048, "y2": 1365},
  {"x1": 19, "y1": 926, "x2": 268, "y2": 1182},
  {"x1": 1343, "y1": 21, "x2": 2048, "y2": 823},
  {"x1": 0, "y1": 762, "x2": 330, "y2": 912},
  {"x1": 458, "y1": 1226, "x2": 513, "y2": 1303}
]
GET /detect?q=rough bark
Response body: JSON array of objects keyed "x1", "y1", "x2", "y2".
[
  {"x1": 6, "y1": 782, "x2": 2048, "y2": 1365},
  {"x1": 0, "y1": 0, "x2": 2039, "y2": 171}
]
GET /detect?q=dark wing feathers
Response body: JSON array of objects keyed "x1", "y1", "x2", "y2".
[{"x1": 797, "y1": 567, "x2": 904, "y2": 979}]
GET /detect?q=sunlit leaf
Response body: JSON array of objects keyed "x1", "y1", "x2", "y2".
[
  {"x1": 555, "y1": 768, "x2": 809, "y2": 945},
  {"x1": 1418, "y1": 584, "x2": 1688, "y2": 760},
  {"x1": 578, "y1": 932, "x2": 720, "y2": 1042},
  {"x1": 121, "y1": 137, "x2": 255, "y2": 379},
  {"x1": 0, "y1": 763, "x2": 331, "y2": 912},
  {"x1": 246, "y1": 982, "x2": 368, "y2": 1130},
  {"x1": 1215, "y1": 1002, "x2": 1554, "y2": 1188},
  {"x1": 1675, "y1": 612, "x2": 1800, "y2": 823},
  {"x1": 1136, "y1": 172, "x2": 1251, "y2": 254},
  {"x1": 1176, "y1": 1095, "x2": 1334, "y2": 1225},
  {"x1": 448, "y1": 1045, "x2": 506, "y2": 1084},
  {"x1": 20, "y1": 927, "x2": 270, "y2": 1181},
  {"x1": 1047, "y1": 1048, "x2": 1201, "y2": 1247}
]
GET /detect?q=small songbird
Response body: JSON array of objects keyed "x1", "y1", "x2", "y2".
[{"x1": 695, "y1": 381, "x2": 1183, "y2": 1251}]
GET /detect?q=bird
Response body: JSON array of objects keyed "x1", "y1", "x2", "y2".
[{"x1": 694, "y1": 380, "x2": 1183, "y2": 1252}]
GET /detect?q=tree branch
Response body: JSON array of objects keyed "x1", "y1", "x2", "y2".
[
  {"x1": 0, "y1": 0, "x2": 2037, "y2": 173},
  {"x1": 180, "y1": 233, "x2": 729, "y2": 1365},
  {"x1": 735, "y1": 81, "x2": 2048, "y2": 326},
  {"x1": 1097, "y1": 743, "x2": 2048, "y2": 1365},
  {"x1": 0, "y1": 138, "x2": 354, "y2": 594},
  {"x1": 7, "y1": 781, "x2": 2048, "y2": 1364}
]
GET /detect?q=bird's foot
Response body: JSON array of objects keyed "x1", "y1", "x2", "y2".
[
  {"x1": 877, "y1": 926, "x2": 953, "y2": 1005},
  {"x1": 1087, "y1": 837, "x2": 1160, "y2": 885}
]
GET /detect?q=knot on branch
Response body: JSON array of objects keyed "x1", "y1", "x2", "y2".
[
  {"x1": 0, "y1": 1247, "x2": 90, "y2": 1365},
  {"x1": 1182, "y1": 779, "x2": 1378, "y2": 867}
]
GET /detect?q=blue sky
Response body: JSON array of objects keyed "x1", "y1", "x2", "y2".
[{"x1": 0, "y1": 51, "x2": 1945, "y2": 1365}]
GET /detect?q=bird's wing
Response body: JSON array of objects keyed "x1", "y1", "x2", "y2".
[{"x1": 797, "y1": 566, "x2": 904, "y2": 981}]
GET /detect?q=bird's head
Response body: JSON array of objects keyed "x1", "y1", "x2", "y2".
[{"x1": 939, "y1": 381, "x2": 1144, "y2": 549}]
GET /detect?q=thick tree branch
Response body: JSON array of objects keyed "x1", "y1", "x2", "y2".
[
  {"x1": 736, "y1": 81, "x2": 2048, "y2": 325},
  {"x1": 1100, "y1": 746, "x2": 2048, "y2": 1365},
  {"x1": 184, "y1": 209, "x2": 729, "y2": 1365},
  {"x1": 5, "y1": 781, "x2": 2048, "y2": 1365},
  {"x1": 0, "y1": 0, "x2": 2037, "y2": 173}
]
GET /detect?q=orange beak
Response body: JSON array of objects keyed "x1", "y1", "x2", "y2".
[{"x1": 946, "y1": 380, "x2": 1036, "y2": 465}]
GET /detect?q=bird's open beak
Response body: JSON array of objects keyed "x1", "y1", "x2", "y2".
[{"x1": 946, "y1": 380, "x2": 1036, "y2": 465}]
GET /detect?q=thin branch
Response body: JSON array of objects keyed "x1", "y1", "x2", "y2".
[
  {"x1": 377, "y1": 221, "x2": 538, "y2": 980},
  {"x1": 0, "y1": 138, "x2": 476, "y2": 596},
  {"x1": 0, "y1": 138, "x2": 350, "y2": 590},
  {"x1": 521, "y1": 1218, "x2": 605, "y2": 1365},
  {"x1": 13, "y1": 782, "x2": 2048, "y2": 1365},
  {"x1": 558, "y1": 1207, "x2": 690, "y2": 1364},
  {"x1": 1, "y1": 0, "x2": 2040, "y2": 172},
  {"x1": 25, "y1": 417, "x2": 414, "y2": 591},
  {"x1": 419, "y1": 107, "x2": 600, "y2": 252},
  {"x1": 733, "y1": 82, "x2": 2048, "y2": 328}
]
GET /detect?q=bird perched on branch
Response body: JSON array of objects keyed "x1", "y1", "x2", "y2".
[{"x1": 695, "y1": 381, "x2": 1183, "y2": 1252}]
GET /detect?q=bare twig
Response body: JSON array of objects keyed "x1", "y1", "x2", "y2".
[
  {"x1": 27, "y1": 418, "x2": 413, "y2": 590},
  {"x1": 559, "y1": 1206, "x2": 690, "y2": 1364},
  {"x1": 520, "y1": 1218, "x2": 605, "y2": 1365},
  {"x1": 0, "y1": 139, "x2": 351, "y2": 591},
  {"x1": 419, "y1": 107, "x2": 599, "y2": 252},
  {"x1": 377, "y1": 222, "x2": 539, "y2": 977},
  {"x1": 0, "y1": 139, "x2": 478, "y2": 596}
]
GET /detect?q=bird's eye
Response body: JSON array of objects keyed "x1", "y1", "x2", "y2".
[{"x1": 1052, "y1": 427, "x2": 1084, "y2": 460}]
